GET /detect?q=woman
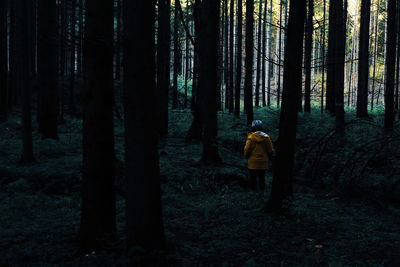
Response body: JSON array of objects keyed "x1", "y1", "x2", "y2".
[{"x1": 244, "y1": 120, "x2": 274, "y2": 195}]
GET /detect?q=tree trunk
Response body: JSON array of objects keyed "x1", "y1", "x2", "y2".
[
  {"x1": 321, "y1": 0, "x2": 327, "y2": 113},
  {"x1": 334, "y1": 0, "x2": 346, "y2": 132},
  {"x1": 234, "y1": 0, "x2": 243, "y2": 117},
  {"x1": 244, "y1": 0, "x2": 254, "y2": 125},
  {"x1": 199, "y1": 0, "x2": 221, "y2": 163},
  {"x1": 172, "y1": 1, "x2": 179, "y2": 109},
  {"x1": 264, "y1": 0, "x2": 306, "y2": 212},
  {"x1": 267, "y1": 0, "x2": 274, "y2": 107},
  {"x1": 304, "y1": 0, "x2": 314, "y2": 113},
  {"x1": 17, "y1": 0, "x2": 34, "y2": 163},
  {"x1": 224, "y1": 0, "x2": 229, "y2": 110},
  {"x1": 277, "y1": 0, "x2": 284, "y2": 107},
  {"x1": 255, "y1": 0, "x2": 263, "y2": 107},
  {"x1": 228, "y1": 0, "x2": 235, "y2": 113},
  {"x1": 79, "y1": 0, "x2": 116, "y2": 252},
  {"x1": 123, "y1": 0, "x2": 166, "y2": 249},
  {"x1": 0, "y1": 0, "x2": 8, "y2": 121},
  {"x1": 371, "y1": 0, "x2": 380, "y2": 111},
  {"x1": 157, "y1": 0, "x2": 171, "y2": 138},
  {"x1": 261, "y1": 0, "x2": 267, "y2": 107},
  {"x1": 326, "y1": 0, "x2": 336, "y2": 115},
  {"x1": 357, "y1": 0, "x2": 371, "y2": 117},
  {"x1": 384, "y1": 0, "x2": 397, "y2": 131},
  {"x1": 37, "y1": 0, "x2": 59, "y2": 139}
]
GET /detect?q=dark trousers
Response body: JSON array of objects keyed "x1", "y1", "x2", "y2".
[{"x1": 249, "y1": 169, "x2": 266, "y2": 191}]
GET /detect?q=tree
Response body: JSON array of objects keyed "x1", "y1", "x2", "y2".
[
  {"x1": 264, "y1": 0, "x2": 306, "y2": 212},
  {"x1": 334, "y1": 0, "x2": 346, "y2": 131},
  {"x1": 234, "y1": 0, "x2": 243, "y2": 117},
  {"x1": 255, "y1": 0, "x2": 263, "y2": 107},
  {"x1": 199, "y1": 0, "x2": 221, "y2": 163},
  {"x1": 0, "y1": 0, "x2": 7, "y2": 122},
  {"x1": 244, "y1": 0, "x2": 254, "y2": 125},
  {"x1": 17, "y1": 0, "x2": 34, "y2": 163},
  {"x1": 357, "y1": 0, "x2": 371, "y2": 118},
  {"x1": 228, "y1": 0, "x2": 235, "y2": 112},
  {"x1": 123, "y1": 0, "x2": 166, "y2": 249},
  {"x1": 326, "y1": 0, "x2": 336, "y2": 115},
  {"x1": 37, "y1": 0, "x2": 59, "y2": 139},
  {"x1": 384, "y1": 0, "x2": 397, "y2": 130},
  {"x1": 79, "y1": 0, "x2": 116, "y2": 251},
  {"x1": 304, "y1": 0, "x2": 314, "y2": 113},
  {"x1": 261, "y1": 0, "x2": 268, "y2": 107},
  {"x1": 157, "y1": 0, "x2": 171, "y2": 138},
  {"x1": 172, "y1": 0, "x2": 180, "y2": 109}
]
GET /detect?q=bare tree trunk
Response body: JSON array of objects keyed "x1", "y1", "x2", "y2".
[
  {"x1": 304, "y1": 0, "x2": 314, "y2": 113},
  {"x1": 261, "y1": 0, "x2": 267, "y2": 107},
  {"x1": 255, "y1": 0, "x2": 263, "y2": 107},
  {"x1": 244, "y1": 0, "x2": 254, "y2": 125},
  {"x1": 0, "y1": 0, "x2": 8, "y2": 121},
  {"x1": 228, "y1": 0, "x2": 235, "y2": 112},
  {"x1": 234, "y1": 0, "x2": 243, "y2": 117}
]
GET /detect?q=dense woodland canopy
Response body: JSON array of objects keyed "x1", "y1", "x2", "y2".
[{"x1": 1, "y1": 0, "x2": 400, "y2": 265}]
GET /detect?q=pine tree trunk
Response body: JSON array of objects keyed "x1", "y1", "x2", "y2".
[
  {"x1": 234, "y1": 0, "x2": 243, "y2": 117},
  {"x1": 304, "y1": 0, "x2": 314, "y2": 113},
  {"x1": 17, "y1": 0, "x2": 34, "y2": 163},
  {"x1": 334, "y1": 0, "x2": 346, "y2": 132},
  {"x1": 244, "y1": 0, "x2": 254, "y2": 125},
  {"x1": 267, "y1": 0, "x2": 274, "y2": 107},
  {"x1": 277, "y1": 0, "x2": 284, "y2": 107},
  {"x1": 0, "y1": 0, "x2": 8, "y2": 121},
  {"x1": 228, "y1": 0, "x2": 235, "y2": 112},
  {"x1": 255, "y1": 0, "x2": 263, "y2": 107},
  {"x1": 384, "y1": 0, "x2": 397, "y2": 130},
  {"x1": 224, "y1": 0, "x2": 229, "y2": 110},
  {"x1": 371, "y1": 0, "x2": 380, "y2": 111},
  {"x1": 68, "y1": 0, "x2": 77, "y2": 115},
  {"x1": 265, "y1": 0, "x2": 306, "y2": 212},
  {"x1": 199, "y1": 0, "x2": 221, "y2": 163},
  {"x1": 123, "y1": 0, "x2": 166, "y2": 250},
  {"x1": 357, "y1": 0, "x2": 371, "y2": 117},
  {"x1": 79, "y1": 0, "x2": 116, "y2": 252},
  {"x1": 172, "y1": 1, "x2": 179, "y2": 109},
  {"x1": 261, "y1": 0, "x2": 267, "y2": 107},
  {"x1": 37, "y1": 0, "x2": 59, "y2": 139},
  {"x1": 157, "y1": 0, "x2": 171, "y2": 138},
  {"x1": 326, "y1": 0, "x2": 336, "y2": 115},
  {"x1": 321, "y1": 0, "x2": 327, "y2": 113}
]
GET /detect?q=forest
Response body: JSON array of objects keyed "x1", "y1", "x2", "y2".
[{"x1": 0, "y1": 0, "x2": 400, "y2": 266}]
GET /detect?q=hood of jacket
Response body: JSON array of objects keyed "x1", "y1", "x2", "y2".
[{"x1": 248, "y1": 131, "x2": 269, "y2": 143}]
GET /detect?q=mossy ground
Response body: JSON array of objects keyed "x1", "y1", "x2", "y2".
[{"x1": 0, "y1": 107, "x2": 400, "y2": 266}]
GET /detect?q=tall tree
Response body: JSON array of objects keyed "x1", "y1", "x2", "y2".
[
  {"x1": 234, "y1": 0, "x2": 243, "y2": 117},
  {"x1": 264, "y1": 0, "x2": 306, "y2": 212},
  {"x1": 79, "y1": 0, "x2": 116, "y2": 251},
  {"x1": 123, "y1": 0, "x2": 166, "y2": 249},
  {"x1": 16, "y1": 0, "x2": 34, "y2": 163},
  {"x1": 199, "y1": 0, "x2": 221, "y2": 162},
  {"x1": 304, "y1": 0, "x2": 314, "y2": 113},
  {"x1": 172, "y1": 0, "x2": 180, "y2": 109},
  {"x1": 244, "y1": 0, "x2": 254, "y2": 125},
  {"x1": 384, "y1": 0, "x2": 397, "y2": 130},
  {"x1": 0, "y1": 0, "x2": 7, "y2": 122},
  {"x1": 357, "y1": 0, "x2": 371, "y2": 117},
  {"x1": 68, "y1": 0, "x2": 77, "y2": 115},
  {"x1": 37, "y1": 0, "x2": 59, "y2": 139},
  {"x1": 228, "y1": 0, "x2": 235, "y2": 112},
  {"x1": 157, "y1": 0, "x2": 171, "y2": 138},
  {"x1": 255, "y1": 0, "x2": 263, "y2": 107},
  {"x1": 326, "y1": 0, "x2": 336, "y2": 115},
  {"x1": 334, "y1": 0, "x2": 346, "y2": 132},
  {"x1": 261, "y1": 0, "x2": 268, "y2": 107},
  {"x1": 267, "y1": 0, "x2": 274, "y2": 106}
]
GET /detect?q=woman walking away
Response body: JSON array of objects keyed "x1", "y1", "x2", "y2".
[{"x1": 244, "y1": 120, "x2": 274, "y2": 199}]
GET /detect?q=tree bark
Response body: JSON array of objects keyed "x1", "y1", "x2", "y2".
[
  {"x1": 79, "y1": 0, "x2": 116, "y2": 252},
  {"x1": 157, "y1": 0, "x2": 171, "y2": 138},
  {"x1": 304, "y1": 0, "x2": 314, "y2": 113},
  {"x1": 357, "y1": 0, "x2": 371, "y2": 117},
  {"x1": 255, "y1": 0, "x2": 263, "y2": 107},
  {"x1": 244, "y1": 0, "x2": 254, "y2": 125},
  {"x1": 234, "y1": 0, "x2": 243, "y2": 117},
  {"x1": 0, "y1": 0, "x2": 8, "y2": 121},
  {"x1": 37, "y1": 0, "x2": 59, "y2": 139},
  {"x1": 384, "y1": 0, "x2": 397, "y2": 130},
  {"x1": 123, "y1": 0, "x2": 166, "y2": 250},
  {"x1": 228, "y1": 0, "x2": 235, "y2": 112},
  {"x1": 264, "y1": 0, "x2": 306, "y2": 212},
  {"x1": 172, "y1": 0, "x2": 180, "y2": 109}
]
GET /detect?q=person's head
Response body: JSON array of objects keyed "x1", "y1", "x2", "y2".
[{"x1": 251, "y1": 120, "x2": 264, "y2": 132}]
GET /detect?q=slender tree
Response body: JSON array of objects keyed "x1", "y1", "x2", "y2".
[
  {"x1": 267, "y1": 0, "x2": 274, "y2": 106},
  {"x1": 198, "y1": 0, "x2": 221, "y2": 162},
  {"x1": 123, "y1": 0, "x2": 166, "y2": 249},
  {"x1": 172, "y1": 0, "x2": 180, "y2": 109},
  {"x1": 326, "y1": 0, "x2": 336, "y2": 115},
  {"x1": 157, "y1": 0, "x2": 171, "y2": 138},
  {"x1": 234, "y1": 0, "x2": 243, "y2": 117},
  {"x1": 385, "y1": 0, "x2": 397, "y2": 130},
  {"x1": 228, "y1": 0, "x2": 235, "y2": 112},
  {"x1": 0, "y1": 0, "x2": 7, "y2": 122},
  {"x1": 264, "y1": 0, "x2": 306, "y2": 212},
  {"x1": 37, "y1": 0, "x2": 59, "y2": 139},
  {"x1": 79, "y1": 0, "x2": 116, "y2": 251},
  {"x1": 255, "y1": 0, "x2": 263, "y2": 107},
  {"x1": 261, "y1": 0, "x2": 268, "y2": 107},
  {"x1": 244, "y1": 0, "x2": 254, "y2": 124},
  {"x1": 304, "y1": 0, "x2": 314, "y2": 113},
  {"x1": 357, "y1": 0, "x2": 371, "y2": 117}
]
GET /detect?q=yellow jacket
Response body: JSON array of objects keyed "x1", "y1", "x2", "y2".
[{"x1": 244, "y1": 131, "x2": 273, "y2": 170}]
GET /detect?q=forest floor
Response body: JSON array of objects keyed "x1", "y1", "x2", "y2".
[{"x1": 1, "y1": 107, "x2": 400, "y2": 266}]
